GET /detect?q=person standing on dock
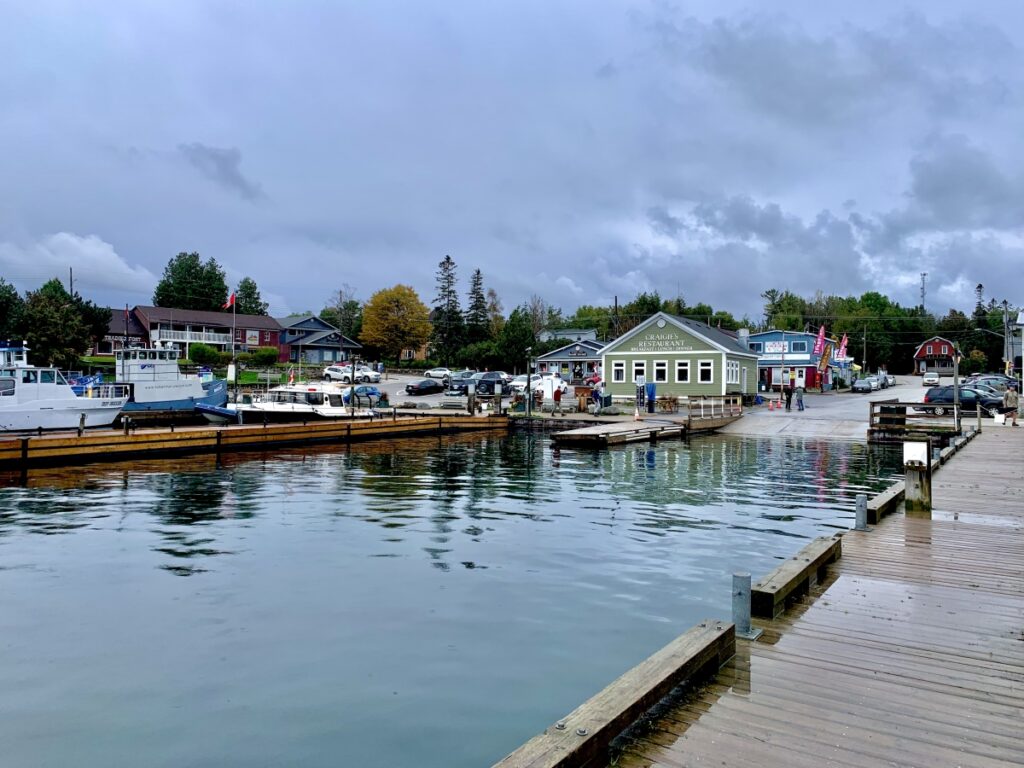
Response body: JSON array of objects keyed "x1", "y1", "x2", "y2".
[
  {"x1": 784, "y1": 386, "x2": 793, "y2": 411},
  {"x1": 795, "y1": 386, "x2": 804, "y2": 412},
  {"x1": 552, "y1": 385, "x2": 562, "y2": 417},
  {"x1": 1003, "y1": 384, "x2": 1019, "y2": 426}
]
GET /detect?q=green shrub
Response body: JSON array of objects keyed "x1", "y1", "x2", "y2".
[
  {"x1": 250, "y1": 346, "x2": 280, "y2": 366},
  {"x1": 189, "y1": 343, "x2": 221, "y2": 366}
]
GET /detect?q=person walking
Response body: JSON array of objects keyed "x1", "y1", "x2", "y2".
[
  {"x1": 795, "y1": 386, "x2": 805, "y2": 412},
  {"x1": 1003, "y1": 384, "x2": 1019, "y2": 426},
  {"x1": 552, "y1": 384, "x2": 562, "y2": 417},
  {"x1": 784, "y1": 385, "x2": 793, "y2": 411}
]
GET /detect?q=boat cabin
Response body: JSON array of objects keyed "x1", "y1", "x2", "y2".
[
  {"x1": 0, "y1": 345, "x2": 72, "y2": 400},
  {"x1": 115, "y1": 345, "x2": 186, "y2": 381}
]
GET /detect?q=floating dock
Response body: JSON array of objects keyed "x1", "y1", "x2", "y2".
[
  {"x1": 551, "y1": 414, "x2": 741, "y2": 447},
  {"x1": 0, "y1": 414, "x2": 508, "y2": 471}
]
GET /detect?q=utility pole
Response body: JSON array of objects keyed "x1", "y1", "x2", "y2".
[
  {"x1": 920, "y1": 272, "x2": 927, "y2": 311},
  {"x1": 69, "y1": 267, "x2": 73, "y2": 296},
  {"x1": 1003, "y1": 300, "x2": 1010, "y2": 374},
  {"x1": 862, "y1": 326, "x2": 867, "y2": 375}
]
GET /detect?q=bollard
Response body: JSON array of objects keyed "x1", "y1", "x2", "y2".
[
  {"x1": 903, "y1": 439, "x2": 932, "y2": 514},
  {"x1": 78, "y1": 413, "x2": 86, "y2": 437},
  {"x1": 732, "y1": 572, "x2": 762, "y2": 640},
  {"x1": 855, "y1": 493, "x2": 869, "y2": 531},
  {"x1": 123, "y1": 418, "x2": 129, "y2": 436}
]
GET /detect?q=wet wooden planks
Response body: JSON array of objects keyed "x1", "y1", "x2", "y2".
[{"x1": 612, "y1": 427, "x2": 1024, "y2": 768}]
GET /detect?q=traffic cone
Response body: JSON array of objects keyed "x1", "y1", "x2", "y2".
[
  {"x1": 768, "y1": 399, "x2": 775, "y2": 411},
  {"x1": 634, "y1": 406, "x2": 641, "y2": 421}
]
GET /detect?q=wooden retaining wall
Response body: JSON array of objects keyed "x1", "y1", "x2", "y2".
[{"x1": 0, "y1": 415, "x2": 508, "y2": 470}]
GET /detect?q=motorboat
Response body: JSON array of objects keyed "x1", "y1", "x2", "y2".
[
  {"x1": 113, "y1": 344, "x2": 228, "y2": 414},
  {"x1": 0, "y1": 343, "x2": 128, "y2": 431},
  {"x1": 197, "y1": 381, "x2": 375, "y2": 424}
]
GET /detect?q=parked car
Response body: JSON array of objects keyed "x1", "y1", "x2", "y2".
[
  {"x1": 921, "y1": 372, "x2": 940, "y2": 386},
  {"x1": 584, "y1": 373, "x2": 603, "y2": 386},
  {"x1": 917, "y1": 386, "x2": 1003, "y2": 416},
  {"x1": 969, "y1": 376, "x2": 1009, "y2": 392},
  {"x1": 884, "y1": 374, "x2": 896, "y2": 387},
  {"x1": 405, "y1": 379, "x2": 445, "y2": 396},
  {"x1": 465, "y1": 371, "x2": 507, "y2": 395},
  {"x1": 342, "y1": 385, "x2": 382, "y2": 407},
  {"x1": 508, "y1": 374, "x2": 530, "y2": 393},
  {"x1": 323, "y1": 365, "x2": 355, "y2": 383},
  {"x1": 355, "y1": 366, "x2": 381, "y2": 383},
  {"x1": 424, "y1": 367, "x2": 452, "y2": 380},
  {"x1": 851, "y1": 378, "x2": 874, "y2": 393},
  {"x1": 447, "y1": 369, "x2": 476, "y2": 386}
]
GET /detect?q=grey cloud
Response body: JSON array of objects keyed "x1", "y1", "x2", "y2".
[
  {"x1": 646, "y1": 206, "x2": 684, "y2": 237},
  {"x1": 177, "y1": 143, "x2": 264, "y2": 201},
  {"x1": 650, "y1": 12, "x2": 1015, "y2": 128}
]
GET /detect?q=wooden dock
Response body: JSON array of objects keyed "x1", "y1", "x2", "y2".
[
  {"x1": 609, "y1": 425, "x2": 1024, "y2": 768},
  {"x1": 551, "y1": 403, "x2": 743, "y2": 448},
  {"x1": 0, "y1": 415, "x2": 507, "y2": 471}
]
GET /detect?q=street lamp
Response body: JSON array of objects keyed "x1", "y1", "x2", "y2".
[{"x1": 525, "y1": 347, "x2": 533, "y2": 419}]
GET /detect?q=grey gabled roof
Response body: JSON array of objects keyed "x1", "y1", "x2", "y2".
[
  {"x1": 136, "y1": 305, "x2": 283, "y2": 330},
  {"x1": 602, "y1": 312, "x2": 759, "y2": 358},
  {"x1": 288, "y1": 328, "x2": 362, "y2": 349},
  {"x1": 536, "y1": 339, "x2": 605, "y2": 360}
]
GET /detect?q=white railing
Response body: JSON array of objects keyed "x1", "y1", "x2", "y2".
[
  {"x1": 152, "y1": 330, "x2": 231, "y2": 344},
  {"x1": 79, "y1": 384, "x2": 131, "y2": 399}
]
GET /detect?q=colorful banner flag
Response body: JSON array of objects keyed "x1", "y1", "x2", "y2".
[
  {"x1": 813, "y1": 325, "x2": 826, "y2": 356},
  {"x1": 838, "y1": 333, "x2": 848, "y2": 359},
  {"x1": 818, "y1": 343, "x2": 833, "y2": 372}
]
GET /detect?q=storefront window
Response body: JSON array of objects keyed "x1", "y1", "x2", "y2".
[
  {"x1": 699, "y1": 360, "x2": 713, "y2": 383},
  {"x1": 612, "y1": 361, "x2": 625, "y2": 382},
  {"x1": 653, "y1": 360, "x2": 667, "y2": 382},
  {"x1": 676, "y1": 361, "x2": 690, "y2": 383}
]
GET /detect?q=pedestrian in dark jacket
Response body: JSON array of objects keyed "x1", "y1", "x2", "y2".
[{"x1": 784, "y1": 386, "x2": 793, "y2": 411}]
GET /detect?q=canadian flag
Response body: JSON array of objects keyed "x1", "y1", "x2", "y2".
[{"x1": 222, "y1": 293, "x2": 236, "y2": 309}]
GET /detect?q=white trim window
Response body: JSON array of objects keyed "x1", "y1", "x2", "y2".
[
  {"x1": 653, "y1": 360, "x2": 668, "y2": 383},
  {"x1": 612, "y1": 361, "x2": 625, "y2": 382},
  {"x1": 632, "y1": 360, "x2": 646, "y2": 382},
  {"x1": 790, "y1": 341, "x2": 808, "y2": 353},
  {"x1": 726, "y1": 360, "x2": 740, "y2": 385},
  {"x1": 749, "y1": 341, "x2": 763, "y2": 353},
  {"x1": 699, "y1": 359, "x2": 714, "y2": 384},
  {"x1": 675, "y1": 360, "x2": 690, "y2": 383},
  {"x1": 926, "y1": 344, "x2": 933, "y2": 355}
]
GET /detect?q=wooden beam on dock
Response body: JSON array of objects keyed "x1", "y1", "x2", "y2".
[
  {"x1": 750, "y1": 536, "x2": 842, "y2": 618},
  {"x1": 493, "y1": 620, "x2": 734, "y2": 768},
  {"x1": 0, "y1": 415, "x2": 508, "y2": 471}
]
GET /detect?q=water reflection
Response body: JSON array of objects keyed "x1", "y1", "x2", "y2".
[
  {"x1": 0, "y1": 432, "x2": 903, "y2": 768},
  {"x1": 1, "y1": 432, "x2": 899, "y2": 578}
]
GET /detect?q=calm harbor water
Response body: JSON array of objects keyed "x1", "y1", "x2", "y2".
[{"x1": 0, "y1": 432, "x2": 901, "y2": 767}]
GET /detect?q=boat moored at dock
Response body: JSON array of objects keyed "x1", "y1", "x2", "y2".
[
  {"x1": 199, "y1": 381, "x2": 375, "y2": 424},
  {"x1": 114, "y1": 344, "x2": 228, "y2": 414},
  {"x1": 0, "y1": 343, "x2": 128, "y2": 431}
]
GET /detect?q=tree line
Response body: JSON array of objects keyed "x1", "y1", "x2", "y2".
[{"x1": 3, "y1": 250, "x2": 1018, "y2": 375}]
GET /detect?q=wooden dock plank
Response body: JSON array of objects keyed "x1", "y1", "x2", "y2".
[
  {"x1": 492, "y1": 621, "x2": 734, "y2": 768},
  {"x1": 608, "y1": 426, "x2": 1024, "y2": 768}
]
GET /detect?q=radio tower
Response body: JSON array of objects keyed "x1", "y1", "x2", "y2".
[{"x1": 920, "y1": 272, "x2": 927, "y2": 311}]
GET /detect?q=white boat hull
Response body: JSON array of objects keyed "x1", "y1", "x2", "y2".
[{"x1": 0, "y1": 397, "x2": 127, "y2": 431}]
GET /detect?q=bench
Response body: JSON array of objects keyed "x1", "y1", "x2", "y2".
[
  {"x1": 493, "y1": 619, "x2": 734, "y2": 768},
  {"x1": 751, "y1": 536, "x2": 842, "y2": 619}
]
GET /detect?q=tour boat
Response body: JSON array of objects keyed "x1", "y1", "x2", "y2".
[
  {"x1": 0, "y1": 344, "x2": 128, "y2": 431},
  {"x1": 197, "y1": 381, "x2": 375, "y2": 424},
  {"x1": 113, "y1": 344, "x2": 228, "y2": 414}
]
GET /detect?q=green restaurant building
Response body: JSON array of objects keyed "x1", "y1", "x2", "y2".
[{"x1": 600, "y1": 312, "x2": 759, "y2": 400}]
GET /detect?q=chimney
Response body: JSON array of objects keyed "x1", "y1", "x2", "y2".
[{"x1": 737, "y1": 328, "x2": 750, "y2": 349}]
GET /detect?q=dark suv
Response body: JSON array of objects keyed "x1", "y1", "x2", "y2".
[
  {"x1": 918, "y1": 385, "x2": 1002, "y2": 416},
  {"x1": 451, "y1": 371, "x2": 505, "y2": 395}
]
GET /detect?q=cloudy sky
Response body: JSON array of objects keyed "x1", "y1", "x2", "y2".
[{"x1": 2, "y1": 1, "x2": 1023, "y2": 321}]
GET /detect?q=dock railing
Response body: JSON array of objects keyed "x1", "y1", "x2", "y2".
[
  {"x1": 867, "y1": 398, "x2": 964, "y2": 444},
  {"x1": 686, "y1": 395, "x2": 743, "y2": 422}
]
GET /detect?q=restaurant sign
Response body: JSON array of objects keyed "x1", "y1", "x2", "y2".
[{"x1": 624, "y1": 328, "x2": 693, "y2": 353}]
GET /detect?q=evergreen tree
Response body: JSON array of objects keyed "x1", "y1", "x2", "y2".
[
  {"x1": 464, "y1": 268, "x2": 490, "y2": 344},
  {"x1": 152, "y1": 252, "x2": 228, "y2": 310},
  {"x1": 0, "y1": 278, "x2": 25, "y2": 341},
  {"x1": 496, "y1": 306, "x2": 536, "y2": 372},
  {"x1": 430, "y1": 254, "x2": 464, "y2": 364},
  {"x1": 235, "y1": 276, "x2": 269, "y2": 315}
]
